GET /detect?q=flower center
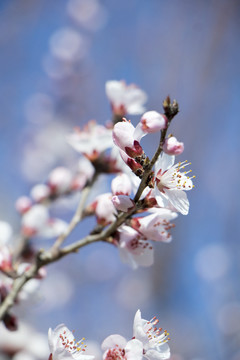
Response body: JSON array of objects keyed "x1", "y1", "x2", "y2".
[
  {"x1": 145, "y1": 316, "x2": 170, "y2": 348},
  {"x1": 156, "y1": 160, "x2": 195, "y2": 192},
  {"x1": 105, "y1": 346, "x2": 126, "y2": 360},
  {"x1": 59, "y1": 330, "x2": 86, "y2": 355}
]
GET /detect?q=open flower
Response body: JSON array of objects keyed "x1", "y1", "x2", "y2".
[
  {"x1": 131, "y1": 208, "x2": 178, "y2": 243},
  {"x1": 21, "y1": 205, "x2": 67, "y2": 238},
  {"x1": 116, "y1": 226, "x2": 154, "y2": 269},
  {"x1": 48, "y1": 324, "x2": 94, "y2": 360},
  {"x1": 133, "y1": 310, "x2": 170, "y2": 360},
  {"x1": 67, "y1": 121, "x2": 113, "y2": 160},
  {"x1": 153, "y1": 153, "x2": 194, "y2": 215},
  {"x1": 102, "y1": 334, "x2": 143, "y2": 360},
  {"x1": 106, "y1": 80, "x2": 147, "y2": 116}
]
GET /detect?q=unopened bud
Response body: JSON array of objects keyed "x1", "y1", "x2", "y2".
[
  {"x1": 112, "y1": 195, "x2": 135, "y2": 212},
  {"x1": 163, "y1": 136, "x2": 184, "y2": 155},
  {"x1": 15, "y1": 196, "x2": 32, "y2": 214},
  {"x1": 140, "y1": 111, "x2": 167, "y2": 133}
]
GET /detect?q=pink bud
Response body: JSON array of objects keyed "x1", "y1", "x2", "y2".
[
  {"x1": 163, "y1": 136, "x2": 184, "y2": 155},
  {"x1": 30, "y1": 184, "x2": 50, "y2": 202},
  {"x1": 15, "y1": 196, "x2": 32, "y2": 214},
  {"x1": 112, "y1": 195, "x2": 135, "y2": 212},
  {"x1": 111, "y1": 174, "x2": 132, "y2": 196},
  {"x1": 113, "y1": 120, "x2": 143, "y2": 158},
  {"x1": 140, "y1": 111, "x2": 167, "y2": 133},
  {"x1": 48, "y1": 167, "x2": 73, "y2": 194}
]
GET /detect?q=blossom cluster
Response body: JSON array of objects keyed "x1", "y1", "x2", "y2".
[
  {"x1": 0, "y1": 80, "x2": 195, "y2": 359},
  {"x1": 48, "y1": 310, "x2": 170, "y2": 360}
]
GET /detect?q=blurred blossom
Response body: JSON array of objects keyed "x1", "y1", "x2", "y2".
[
  {"x1": 24, "y1": 93, "x2": 55, "y2": 124},
  {"x1": 0, "y1": 322, "x2": 48, "y2": 359},
  {"x1": 67, "y1": 0, "x2": 108, "y2": 31},
  {"x1": 115, "y1": 273, "x2": 152, "y2": 310},
  {"x1": 49, "y1": 27, "x2": 88, "y2": 62},
  {"x1": 84, "y1": 248, "x2": 118, "y2": 281},
  {"x1": 195, "y1": 244, "x2": 230, "y2": 281},
  {"x1": 217, "y1": 302, "x2": 240, "y2": 335},
  {"x1": 0, "y1": 221, "x2": 12, "y2": 245}
]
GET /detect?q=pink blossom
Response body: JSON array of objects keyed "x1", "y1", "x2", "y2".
[
  {"x1": 102, "y1": 334, "x2": 143, "y2": 360},
  {"x1": 21, "y1": 205, "x2": 67, "y2": 238},
  {"x1": 30, "y1": 184, "x2": 51, "y2": 202},
  {"x1": 112, "y1": 195, "x2": 135, "y2": 213},
  {"x1": 95, "y1": 193, "x2": 117, "y2": 225},
  {"x1": 0, "y1": 221, "x2": 13, "y2": 245},
  {"x1": 15, "y1": 196, "x2": 32, "y2": 214},
  {"x1": 48, "y1": 324, "x2": 94, "y2": 360},
  {"x1": 131, "y1": 209, "x2": 177, "y2": 243},
  {"x1": 116, "y1": 226, "x2": 154, "y2": 269},
  {"x1": 106, "y1": 80, "x2": 147, "y2": 116},
  {"x1": 48, "y1": 167, "x2": 73, "y2": 194},
  {"x1": 163, "y1": 137, "x2": 184, "y2": 156},
  {"x1": 140, "y1": 111, "x2": 167, "y2": 133},
  {"x1": 133, "y1": 310, "x2": 170, "y2": 360},
  {"x1": 67, "y1": 121, "x2": 113, "y2": 159},
  {"x1": 0, "y1": 246, "x2": 12, "y2": 272},
  {"x1": 111, "y1": 173, "x2": 132, "y2": 196}
]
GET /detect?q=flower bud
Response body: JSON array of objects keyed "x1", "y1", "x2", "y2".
[
  {"x1": 30, "y1": 184, "x2": 50, "y2": 202},
  {"x1": 15, "y1": 196, "x2": 32, "y2": 214},
  {"x1": 111, "y1": 174, "x2": 132, "y2": 196},
  {"x1": 112, "y1": 195, "x2": 135, "y2": 212},
  {"x1": 48, "y1": 167, "x2": 73, "y2": 194},
  {"x1": 113, "y1": 120, "x2": 144, "y2": 158},
  {"x1": 163, "y1": 136, "x2": 184, "y2": 155},
  {"x1": 140, "y1": 111, "x2": 167, "y2": 133}
]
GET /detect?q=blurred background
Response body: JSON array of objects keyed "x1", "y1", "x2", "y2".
[{"x1": 0, "y1": 0, "x2": 240, "y2": 359}]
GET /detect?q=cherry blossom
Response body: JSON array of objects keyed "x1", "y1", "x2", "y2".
[
  {"x1": 67, "y1": 121, "x2": 113, "y2": 160},
  {"x1": 133, "y1": 310, "x2": 170, "y2": 360},
  {"x1": 48, "y1": 167, "x2": 73, "y2": 194},
  {"x1": 48, "y1": 324, "x2": 94, "y2": 360},
  {"x1": 21, "y1": 205, "x2": 67, "y2": 238},
  {"x1": 0, "y1": 221, "x2": 13, "y2": 245},
  {"x1": 153, "y1": 153, "x2": 194, "y2": 215},
  {"x1": 30, "y1": 184, "x2": 51, "y2": 202},
  {"x1": 0, "y1": 246, "x2": 12, "y2": 272},
  {"x1": 116, "y1": 225, "x2": 154, "y2": 269},
  {"x1": 102, "y1": 334, "x2": 143, "y2": 360},
  {"x1": 15, "y1": 196, "x2": 32, "y2": 214},
  {"x1": 94, "y1": 193, "x2": 117, "y2": 225},
  {"x1": 111, "y1": 173, "x2": 132, "y2": 196},
  {"x1": 106, "y1": 80, "x2": 147, "y2": 116},
  {"x1": 112, "y1": 195, "x2": 135, "y2": 213},
  {"x1": 131, "y1": 208, "x2": 178, "y2": 243}
]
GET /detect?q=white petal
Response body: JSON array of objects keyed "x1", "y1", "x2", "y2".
[
  {"x1": 164, "y1": 189, "x2": 189, "y2": 215},
  {"x1": 101, "y1": 334, "x2": 127, "y2": 351},
  {"x1": 145, "y1": 345, "x2": 170, "y2": 360},
  {"x1": 133, "y1": 123, "x2": 147, "y2": 142},
  {"x1": 155, "y1": 153, "x2": 175, "y2": 173},
  {"x1": 125, "y1": 339, "x2": 143, "y2": 360},
  {"x1": 132, "y1": 246, "x2": 154, "y2": 268}
]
